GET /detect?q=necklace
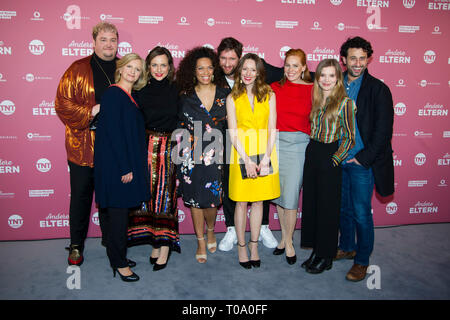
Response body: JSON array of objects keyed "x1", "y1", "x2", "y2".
[{"x1": 92, "y1": 54, "x2": 113, "y2": 85}]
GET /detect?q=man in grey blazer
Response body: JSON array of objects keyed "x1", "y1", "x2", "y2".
[{"x1": 335, "y1": 36, "x2": 394, "y2": 282}]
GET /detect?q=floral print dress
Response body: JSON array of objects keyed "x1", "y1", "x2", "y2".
[{"x1": 177, "y1": 87, "x2": 228, "y2": 208}]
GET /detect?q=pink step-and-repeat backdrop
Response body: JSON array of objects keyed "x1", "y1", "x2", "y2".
[{"x1": 1, "y1": 0, "x2": 449, "y2": 240}]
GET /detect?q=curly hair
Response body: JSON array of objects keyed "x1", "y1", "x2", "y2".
[
  {"x1": 175, "y1": 46, "x2": 226, "y2": 96},
  {"x1": 339, "y1": 36, "x2": 373, "y2": 59},
  {"x1": 231, "y1": 53, "x2": 272, "y2": 103}
]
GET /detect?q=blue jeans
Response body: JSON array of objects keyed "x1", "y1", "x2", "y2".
[{"x1": 339, "y1": 162, "x2": 374, "y2": 266}]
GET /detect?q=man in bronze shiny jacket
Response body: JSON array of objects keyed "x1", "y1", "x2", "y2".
[{"x1": 55, "y1": 22, "x2": 118, "y2": 266}]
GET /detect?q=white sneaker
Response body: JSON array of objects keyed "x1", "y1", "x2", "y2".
[
  {"x1": 259, "y1": 225, "x2": 278, "y2": 248},
  {"x1": 218, "y1": 226, "x2": 237, "y2": 252}
]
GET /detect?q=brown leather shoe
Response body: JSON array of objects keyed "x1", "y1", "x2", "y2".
[
  {"x1": 346, "y1": 263, "x2": 368, "y2": 282},
  {"x1": 334, "y1": 249, "x2": 356, "y2": 260}
]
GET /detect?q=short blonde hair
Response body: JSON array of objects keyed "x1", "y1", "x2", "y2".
[
  {"x1": 115, "y1": 53, "x2": 147, "y2": 90},
  {"x1": 92, "y1": 22, "x2": 118, "y2": 40}
]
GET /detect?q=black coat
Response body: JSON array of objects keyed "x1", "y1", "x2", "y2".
[
  {"x1": 94, "y1": 85, "x2": 150, "y2": 208},
  {"x1": 351, "y1": 69, "x2": 395, "y2": 197}
]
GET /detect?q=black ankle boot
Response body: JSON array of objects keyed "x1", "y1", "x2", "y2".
[
  {"x1": 306, "y1": 257, "x2": 332, "y2": 274},
  {"x1": 301, "y1": 251, "x2": 316, "y2": 269}
]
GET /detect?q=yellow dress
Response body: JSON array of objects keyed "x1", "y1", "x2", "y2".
[{"x1": 229, "y1": 92, "x2": 280, "y2": 202}]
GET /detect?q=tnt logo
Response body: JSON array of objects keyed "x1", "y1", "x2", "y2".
[
  {"x1": 0, "y1": 100, "x2": 15, "y2": 116},
  {"x1": 414, "y1": 153, "x2": 426, "y2": 166},
  {"x1": 118, "y1": 42, "x2": 132, "y2": 57},
  {"x1": 386, "y1": 202, "x2": 398, "y2": 215},
  {"x1": 424, "y1": 50, "x2": 436, "y2": 64},
  {"x1": 280, "y1": 46, "x2": 291, "y2": 59},
  {"x1": 36, "y1": 158, "x2": 51, "y2": 173},
  {"x1": 8, "y1": 214, "x2": 23, "y2": 229},
  {"x1": 29, "y1": 40, "x2": 45, "y2": 55}
]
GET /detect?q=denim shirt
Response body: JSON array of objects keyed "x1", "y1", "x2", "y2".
[{"x1": 342, "y1": 73, "x2": 364, "y2": 164}]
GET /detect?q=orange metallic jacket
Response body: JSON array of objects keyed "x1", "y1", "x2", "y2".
[{"x1": 55, "y1": 56, "x2": 96, "y2": 167}]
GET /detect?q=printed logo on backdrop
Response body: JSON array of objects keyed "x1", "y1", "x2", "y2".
[
  {"x1": 393, "y1": 154, "x2": 402, "y2": 167},
  {"x1": 414, "y1": 130, "x2": 432, "y2": 139},
  {"x1": 444, "y1": 131, "x2": 450, "y2": 138},
  {"x1": 36, "y1": 158, "x2": 52, "y2": 173},
  {"x1": 205, "y1": 18, "x2": 231, "y2": 27},
  {"x1": 330, "y1": 0, "x2": 343, "y2": 5},
  {"x1": 414, "y1": 153, "x2": 426, "y2": 166},
  {"x1": 0, "y1": 73, "x2": 5, "y2": 82},
  {"x1": 216, "y1": 209, "x2": 225, "y2": 222},
  {"x1": 178, "y1": 17, "x2": 190, "y2": 26},
  {"x1": 62, "y1": 5, "x2": 89, "y2": 29},
  {"x1": 8, "y1": 214, "x2": 23, "y2": 229},
  {"x1": 438, "y1": 179, "x2": 448, "y2": 187},
  {"x1": 243, "y1": 45, "x2": 265, "y2": 59},
  {"x1": 418, "y1": 80, "x2": 440, "y2": 88},
  {"x1": 437, "y1": 153, "x2": 450, "y2": 166},
  {"x1": 428, "y1": 1, "x2": 449, "y2": 10},
  {"x1": 92, "y1": 212, "x2": 100, "y2": 226},
  {"x1": 29, "y1": 189, "x2": 54, "y2": 197},
  {"x1": 27, "y1": 133, "x2": 52, "y2": 142},
  {"x1": 308, "y1": 47, "x2": 339, "y2": 62},
  {"x1": 280, "y1": 0, "x2": 316, "y2": 5},
  {"x1": 379, "y1": 49, "x2": 411, "y2": 64},
  {"x1": 386, "y1": 202, "x2": 397, "y2": 215},
  {"x1": 0, "y1": 190, "x2": 15, "y2": 199},
  {"x1": 398, "y1": 25, "x2": 419, "y2": 33},
  {"x1": 241, "y1": 18, "x2": 263, "y2": 28},
  {"x1": 0, "y1": 40, "x2": 12, "y2": 55},
  {"x1": 418, "y1": 103, "x2": 447, "y2": 117},
  {"x1": 118, "y1": 42, "x2": 132, "y2": 58},
  {"x1": 0, "y1": 159, "x2": 20, "y2": 174},
  {"x1": 431, "y1": 26, "x2": 442, "y2": 35},
  {"x1": 30, "y1": 11, "x2": 44, "y2": 22},
  {"x1": 279, "y1": 46, "x2": 291, "y2": 59},
  {"x1": 275, "y1": 20, "x2": 299, "y2": 29},
  {"x1": 394, "y1": 102, "x2": 406, "y2": 116},
  {"x1": 62, "y1": 40, "x2": 93, "y2": 57},
  {"x1": 33, "y1": 100, "x2": 56, "y2": 116},
  {"x1": 0, "y1": 100, "x2": 15, "y2": 116},
  {"x1": 22, "y1": 73, "x2": 52, "y2": 83},
  {"x1": 310, "y1": 21, "x2": 322, "y2": 31},
  {"x1": 408, "y1": 180, "x2": 427, "y2": 187},
  {"x1": 410, "y1": 201, "x2": 438, "y2": 215},
  {"x1": 0, "y1": 11, "x2": 17, "y2": 20},
  {"x1": 357, "y1": 1, "x2": 389, "y2": 7},
  {"x1": 178, "y1": 209, "x2": 185, "y2": 223},
  {"x1": 138, "y1": 16, "x2": 163, "y2": 24},
  {"x1": 29, "y1": 40, "x2": 45, "y2": 56},
  {"x1": 395, "y1": 79, "x2": 406, "y2": 88},
  {"x1": 203, "y1": 44, "x2": 215, "y2": 50},
  {"x1": 100, "y1": 13, "x2": 124, "y2": 23},
  {"x1": 366, "y1": 6, "x2": 388, "y2": 32},
  {"x1": 155, "y1": 42, "x2": 185, "y2": 59},
  {"x1": 403, "y1": 0, "x2": 415, "y2": 8},
  {"x1": 423, "y1": 50, "x2": 436, "y2": 64},
  {"x1": 40, "y1": 213, "x2": 69, "y2": 228},
  {"x1": 335, "y1": 22, "x2": 360, "y2": 32}
]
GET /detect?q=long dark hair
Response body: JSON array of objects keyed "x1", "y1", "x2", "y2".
[{"x1": 175, "y1": 46, "x2": 225, "y2": 96}]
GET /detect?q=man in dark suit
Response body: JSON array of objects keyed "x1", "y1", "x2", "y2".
[
  {"x1": 334, "y1": 37, "x2": 394, "y2": 282},
  {"x1": 217, "y1": 37, "x2": 278, "y2": 251}
]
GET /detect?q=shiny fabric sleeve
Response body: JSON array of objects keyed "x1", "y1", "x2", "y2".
[
  {"x1": 331, "y1": 98, "x2": 356, "y2": 166},
  {"x1": 55, "y1": 63, "x2": 95, "y2": 130}
]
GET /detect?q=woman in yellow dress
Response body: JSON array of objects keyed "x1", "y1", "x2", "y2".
[{"x1": 226, "y1": 53, "x2": 280, "y2": 269}]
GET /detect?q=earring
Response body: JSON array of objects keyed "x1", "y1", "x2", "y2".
[
  {"x1": 301, "y1": 71, "x2": 304, "y2": 79},
  {"x1": 211, "y1": 74, "x2": 214, "y2": 82}
]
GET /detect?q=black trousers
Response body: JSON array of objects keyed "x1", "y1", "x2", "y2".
[
  {"x1": 300, "y1": 140, "x2": 342, "y2": 259},
  {"x1": 222, "y1": 163, "x2": 270, "y2": 227},
  {"x1": 68, "y1": 161, "x2": 107, "y2": 248},
  {"x1": 101, "y1": 207, "x2": 129, "y2": 268}
]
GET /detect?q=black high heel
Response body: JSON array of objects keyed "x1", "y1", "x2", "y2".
[
  {"x1": 286, "y1": 255, "x2": 297, "y2": 265},
  {"x1": 149, "y1": 257, "x2": 157, "y2": 265},
  {"x1": 249, "y1": 240, "x2": 261, "y2": 268},
  {"x1": 238, "y1": 242, "x2": 251, "y2": 269},
  {"x1": 153, "y1": 250, "x2": 171, "y2": 271},
  {"x1": 127, "y1": 259, "x2": 137, "y2": 268},
  {"x1": 273, "y1": 247, "x2": 285, "y2": 255},
  {"x1": 113, "y1": 268, "x2": 140, "y2": 282}
]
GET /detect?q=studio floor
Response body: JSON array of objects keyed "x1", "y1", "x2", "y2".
[{"x1": 1, "y1": 223, "x2": 449, "y2": 300}]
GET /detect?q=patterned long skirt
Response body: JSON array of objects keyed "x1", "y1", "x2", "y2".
[{"x1": 128, "y1": 131, "x2": 180, "y2": 253}]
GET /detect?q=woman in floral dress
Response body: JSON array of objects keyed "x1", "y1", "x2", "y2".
[{"x1": 175, "y1": 46, "x2": 228, "y2": 263}]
